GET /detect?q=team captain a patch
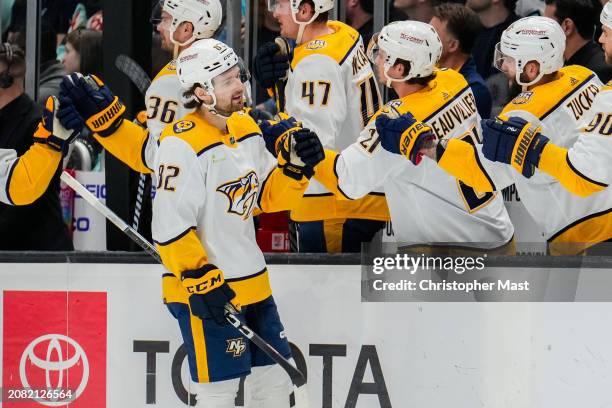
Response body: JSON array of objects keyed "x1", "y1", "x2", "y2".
[{"x1": 174, "y1": 120, "x2": 195, "y2": 133}]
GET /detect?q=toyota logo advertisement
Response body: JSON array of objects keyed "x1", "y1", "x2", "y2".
[{"x1": 3, "y1": 291, "x2": 107, "y2": 407}]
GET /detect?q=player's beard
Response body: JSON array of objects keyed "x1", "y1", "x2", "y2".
[{"x1": 214, "y1": 94, "x2": 245, "y2": 117}]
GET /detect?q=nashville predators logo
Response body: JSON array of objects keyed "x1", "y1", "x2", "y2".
[
  {"x1": 216, "y1": 171, "x2": 259, "y2": 219},
  {"x1": 226, "y1": 338, "x2": 247, "y2": 358},
  {"x1": 168, "y1": 60, "x2": 177, "y2": 71},
  {"x1": 306, "y1": 39, "x2": 326, "y2": 50},
  {"x1": 173, "y1": 120, "x2": 195, "y2": 133},
  {"x1": 511, "y1": 91, "x2": 534, "y2": 105}
]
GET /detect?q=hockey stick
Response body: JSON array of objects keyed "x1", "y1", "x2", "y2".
[
  {"x1": 60, "y1": 171, "x2": 309, "y2": 403},
  {"x1": 273, "y1": 37, "x2": 290, "y2": 114},
  {"x1": 114, "y1": 54, "x2": 152, "y2": 232},
  {"x1": 114, "y1": 54, "x2": 152, "y2": 95}
]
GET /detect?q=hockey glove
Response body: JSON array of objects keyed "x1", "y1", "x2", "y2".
[
  {"x1": 279, "y1": 128, "x2": 324, "y2": 180},
  {"x1": 134, "y1": 110, "x2": 148, "y2": 128},
  {"x1": 481, "y1": 117, "x2": 548, "y2": 178},
  {"x1": 376, "y1": 112, "x2": 437, "y2": 165},
  {"x1": 59, "y1": 73, "x2": 126, "y2": 137},
  {"x1": 259, "y1": 116, "x2": 300, "y2": 156},
  {"x1": 33, "y1": 96, "x2": 81, "y2": 153},
  {"x1": 253, "y1": 41, "x2": 290, "y2": 89},
  {"x1": 247, "y1": 107, "x2": 274, "y2": 124},
  {"x1": 181, "y1": 264, "x2": 238, "y2": 324}
]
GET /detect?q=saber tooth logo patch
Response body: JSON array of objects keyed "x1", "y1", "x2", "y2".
[{"x1": 216, "y1": 171, "x2": 259, "y2": 219}]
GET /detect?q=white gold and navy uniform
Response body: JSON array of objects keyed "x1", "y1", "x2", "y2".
[
  {"x1": 283, "y1": 20, "x2": 388, "y2": 224},
  {"x1": 152, "y1": 110, "x2": 307, "y2": 383},
  {"x1": 439, "y1": 66, "x2": 611, "y2": 253},
  {"x1": 89, "y1": 60, "x2": 191, "y2": 175},
  {"x1": 0, "y1": 146, "x2": 62, "y2": 206},
  {"x1": 142, "y1": 60, "x2": 193, "y2": 166},
  {"x1": 315, "y1": 69, "x2": 514, "y2": 248},
  {"x1": 537, "y1": 81, "x2": 612, "y2": 196}
]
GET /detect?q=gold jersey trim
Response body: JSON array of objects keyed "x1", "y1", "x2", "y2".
[{"x1": 291, "y1": 21, "x2": 360, "y2": 70}]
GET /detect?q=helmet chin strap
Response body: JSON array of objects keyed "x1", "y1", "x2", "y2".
[
  {"x1": 516, "y1": 67, "x2": 544, "y2": 91},
  {"x1": 296, "y1": 23, "x2": 307, "y2": 45},
  {"x1": 293, "y1": 11, "x2": 320, "y2": 45},
  {"x1": 383, "y1": 62, "x2": 412, "y2": 88},
  {"x1": 170, "y1": 28, "x2": 197, "y2": 58},
  {"x1": 197, "y1": 94, "x2": 235, "y2": 119}
]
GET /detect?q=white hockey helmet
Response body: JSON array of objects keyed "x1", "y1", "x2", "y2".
[
  {"x1": 177, "y1": 39, "x2": 240, "y2": 113},
  {"x1": 494, "y1": 16, "x2": 565, "y2": 88},
  {"x1": 267, "y1": 0, "x2": 334, "y2": 43},
  {"x1": 601, "y1": 1, "x2": 612, "y2": 29},
  {"x1": 367, "y1": 21, "x2": 442, "y2": 88},
  {"x1": 162, "y1": 0, "x2": 223, "y2": 46}
]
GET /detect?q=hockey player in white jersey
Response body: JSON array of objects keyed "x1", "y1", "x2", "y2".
[
  {"x1": 477, "y1": 2, "x2": 612, "y2": 198},
  {"x1": 57, "y1": 38, "x2": 325, "y2": 407},
  {"x1": 254, "y1": 0, "x2": 388, "y2": 252},
  {"x1": 414, "y1": 16, "x2": 611, "y2": 254},
  {"x1": 265, "y1": 21, "x2": 515, "y2": 251},
  {"x1": 58, "y1": 0, "x2": 223, "y2": 174},
  {"x1": 0, "y1": 96, "x2": 80, "y2": 205},
  {"x1": 152, "y1": 39, "x2": 322, "y2": 407}
]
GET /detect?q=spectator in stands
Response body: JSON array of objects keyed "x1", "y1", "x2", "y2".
[
  {"x1": 544, "y1": 0, "x2": 612, "y2": 82},
  {"x1": 63, "y1": 28, "x2": 103, "y2": 77},
  {"x1": 516, "y1": 0, "x2": 545, "y2": 16},
  {"x1": 393, "y1": 0, "x2": 435, "y2": 23},
  {"x1": 468, "y1": 0, "x2": 520, "y2": 79},
  {"x1": 0, "y1": 43, "x2": 72, "y2": 250},
  {"x1": 1, "y1": 0, "x2": 15, "y2": 40},
  {"x1": 62, "y1": 29, "x2": 104, "y2": 170},
  {"x1": 38, "y1": 20, "x2": 66, "y2": 106},
  {"x1": 7, "y1": 0, "x2": 79, "y2": 46},
  {"x1": 431, "y1": 3, "x2": 492, "y2": 118},
  {"x1": 346, "y1": 0, "x2": 374, "y2": 45}
]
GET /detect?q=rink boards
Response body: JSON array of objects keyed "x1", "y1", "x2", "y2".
[{"x1": 0, "y1": 261, "x2": 612, "y2": 407}]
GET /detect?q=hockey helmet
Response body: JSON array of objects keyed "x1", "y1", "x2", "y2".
[
  {"x1": 367, "y1": 21, "x2": 442, "y2": 88},
  {"x1": 494, "y1": 16, "x2": 565, "y2": 87},
  {"x1": 267, "y1": 0, "x2": 334, "y2": 43},
  {"x1": 177, "y1": 39, "x2": 240, "y2": 113},
  {"x1": 156, "y1": 0, "x2": 223, "y2": 47},
  {"x1": 602, "y1": 1, "x2": 612, "y2": 30}
]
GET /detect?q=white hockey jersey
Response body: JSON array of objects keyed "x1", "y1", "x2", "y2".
[
  {"x1": 0, "y1": 145, "x2": 61, "y2": 206},
  {"x1": 89, "y1": 61, "x2": 189, "y2": 175},
  {"x1": 315, "y1": 69, "x2": 514, "y2": 248},
  {"x1": 152, "y1": 110, "x2": 308, "y2": 306},
  {"x1": 142, "y1": 60, "x2": 193, "y2": 168},
  {"x1": 547, "y1": 81, "x2": 612, "y2": 191},
  {"x1": 439, "y1": 66, "x2": 611, "y2": 253},
  {"x1": 283, "y1": 20, "x2": 388, "y2": 222}
]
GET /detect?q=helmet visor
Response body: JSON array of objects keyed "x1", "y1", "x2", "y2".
[
  {"x1": 150, "y1": 0, "x2": 163, "y2": 25},
  {"x1": 267, "y1": 0, "x2": 289, "y2": 12},
  {"x1": 493, "y1": 42, "x2": 515, "y2": 72},
  {"x1": 367, "y1": 32, "x2": 380, "y2": 64}
]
